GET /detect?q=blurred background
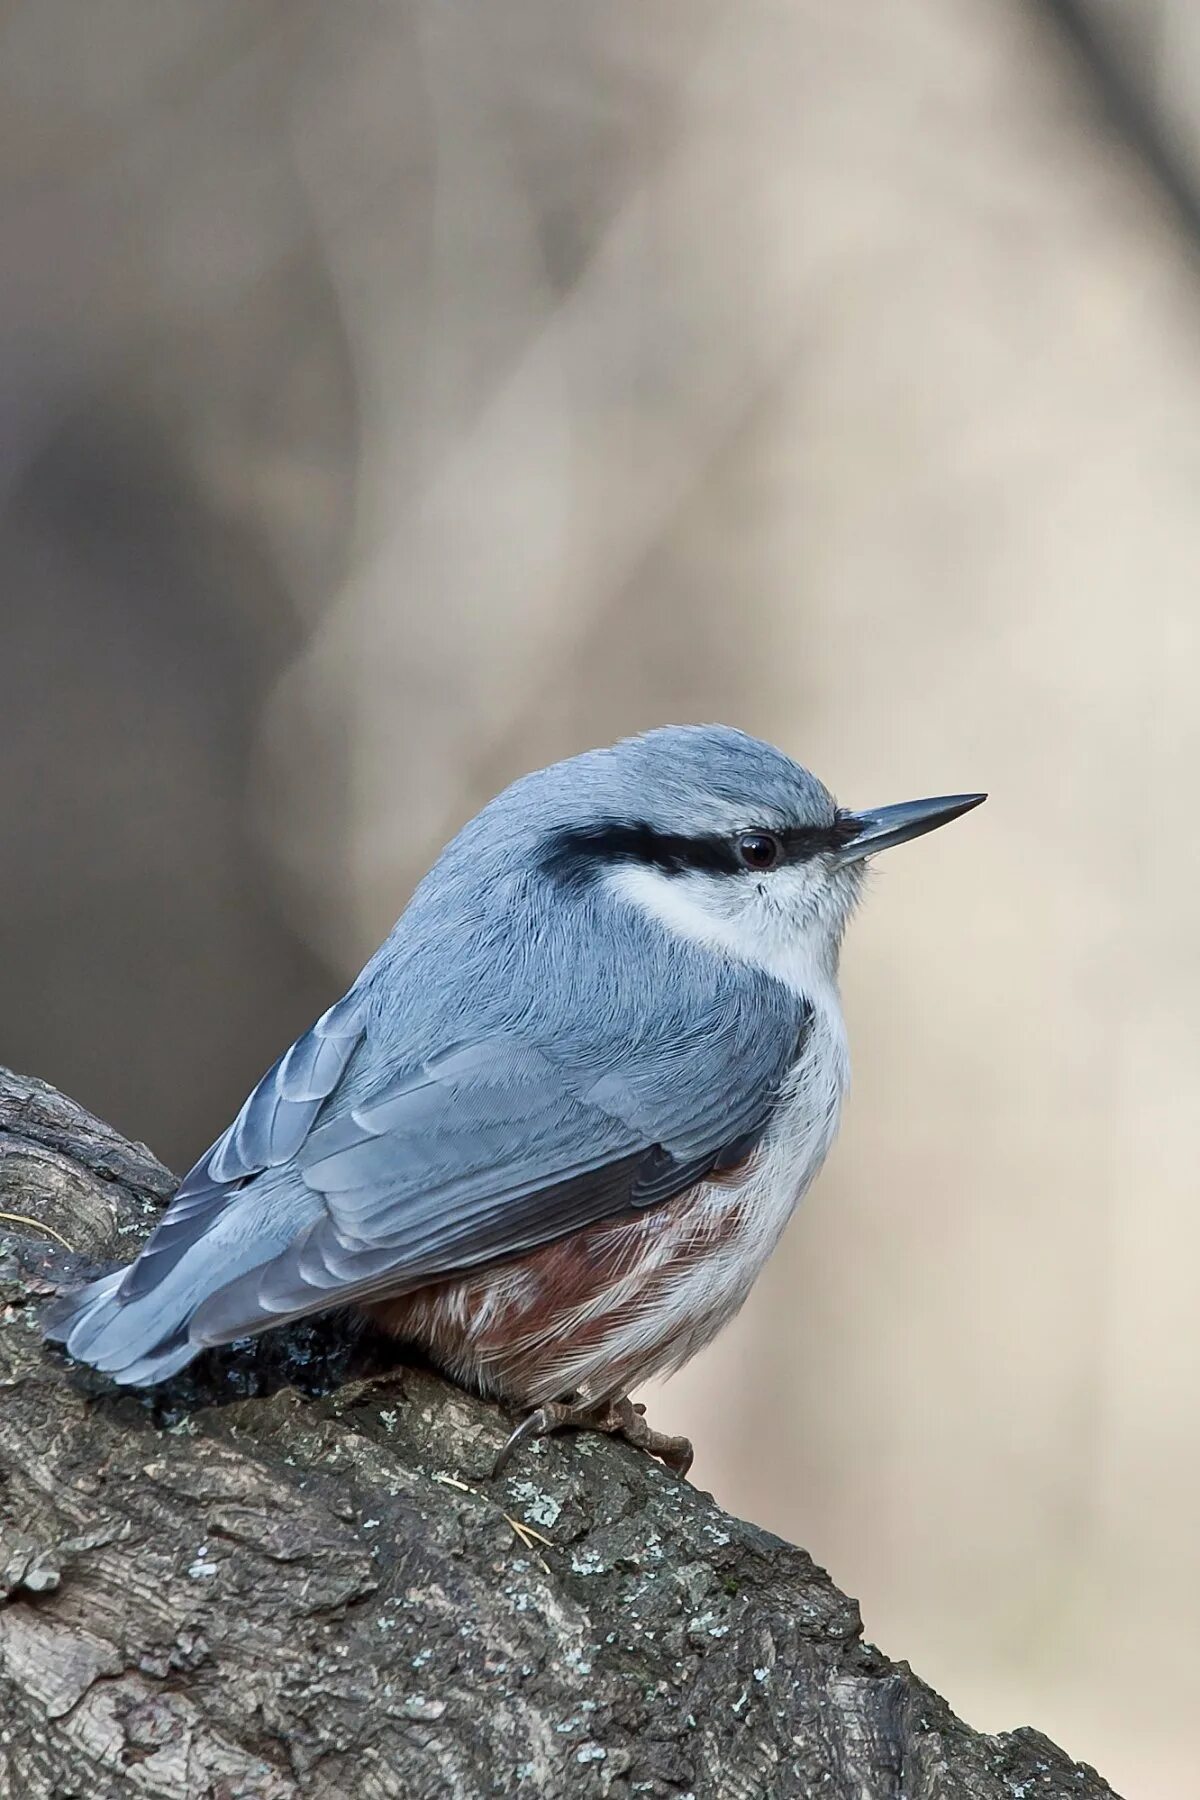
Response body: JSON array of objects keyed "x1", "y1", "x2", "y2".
[{"x1": 3, "y1": 2, "x2": 1198, "y2": 1792}]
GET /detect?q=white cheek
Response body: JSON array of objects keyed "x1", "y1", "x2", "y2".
[{"x1": 606, "y1": 861, "x2": 859, "y2": 999}]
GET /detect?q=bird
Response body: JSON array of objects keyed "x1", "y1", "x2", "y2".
[{"x1": 44, "y1": 725, "x2": 984, "y2": 1476}]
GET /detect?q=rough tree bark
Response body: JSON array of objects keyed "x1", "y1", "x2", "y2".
[{"x1": 0, "y1": 1067, "x2": 1117, "y2": 1800}]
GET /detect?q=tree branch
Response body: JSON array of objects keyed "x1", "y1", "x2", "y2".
[{"x1": 0, "y1": 1067, "x2": 1118, "y2": 1799}]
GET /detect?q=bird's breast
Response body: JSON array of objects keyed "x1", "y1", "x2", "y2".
[{"x1": 372, "y1": 996, "x2": 849, "y2": 1406}]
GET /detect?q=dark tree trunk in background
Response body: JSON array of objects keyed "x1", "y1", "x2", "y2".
[{"x1": 0, "y1": 1069, "x2": 1118, "y2": 1800}]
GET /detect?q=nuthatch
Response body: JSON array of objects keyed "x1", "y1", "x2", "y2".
[{"x1": 46, "y1": 726, "x2": 984, "y2": 1474}]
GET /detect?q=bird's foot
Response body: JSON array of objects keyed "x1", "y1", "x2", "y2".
[
  {"x1": 607, "y1": 1397, "x2": 694, "y2": 1478},
  {"x1": 492, "y1": 1394, "x2": 693, "y2": 1479}
]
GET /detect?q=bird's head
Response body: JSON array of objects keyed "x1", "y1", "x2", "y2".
[{"x1": 515, "y1": 725, "x2": 985, "y2": 995}]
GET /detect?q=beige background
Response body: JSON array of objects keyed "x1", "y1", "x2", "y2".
[{"x1": 3, "y1": 5, "x2": 1199, "y2": 1795}]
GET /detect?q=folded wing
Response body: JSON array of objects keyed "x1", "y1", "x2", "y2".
[{"x1": 47, "y1": 986, "x2": 809, "y2": 1383}]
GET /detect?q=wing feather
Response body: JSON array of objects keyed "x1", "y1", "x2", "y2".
[
  {"x1": 186, "y1": 1004, "x2": 811, "y2": 1346},
  {"x1": 52, "y1": 965, "x2": 812, "y2": 1382},
  {"x1": 117, "y1": 990, "x2": 367, "y2": 1301}
]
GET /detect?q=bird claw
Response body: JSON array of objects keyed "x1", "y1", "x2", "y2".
[
  {"x1": 492, "y1": 1402, "x2": 573, "y2": 1477},
  {"x1": 492, "y1": 1394, "x2": 693, "y2": 1480},
  {"x1": 606, "y1": 1396, "x2": 694, "y2": 1478}
]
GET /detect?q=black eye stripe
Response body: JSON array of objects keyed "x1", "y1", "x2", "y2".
[
  {"x1": 542, "y1": 823, "x2": 739, "y2": 883},
  {"x1": 542, "y1": 818, "x2": 852, "y2": 885}
]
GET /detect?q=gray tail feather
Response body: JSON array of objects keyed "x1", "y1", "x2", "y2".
[
  {"x1": 42, "y1": 1268, "x2": 212, "y2": 1385},
  {"x1": 41, "y1": 1184, "x2": 314, "y2": 1385},
  {"x1": 42, "y1": 1270, "x2": 126, "y2": 1353}
]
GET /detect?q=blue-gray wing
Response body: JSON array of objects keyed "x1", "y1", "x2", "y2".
[
  {"x1": 187, "y1": 1005, "x2": 810, "y2": 1346},
  {"x1": 117, "y1": 989, "x2": 369, "y2": 1301}
]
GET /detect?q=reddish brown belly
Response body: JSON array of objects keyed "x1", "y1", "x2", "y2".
[{"x1": 364, "y1": 1166, "x2": 752, "y2": 1407}]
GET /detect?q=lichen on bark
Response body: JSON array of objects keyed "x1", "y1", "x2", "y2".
[{"x1": 0, "y1": 1068, "x2": 1118, "y2": 1799}]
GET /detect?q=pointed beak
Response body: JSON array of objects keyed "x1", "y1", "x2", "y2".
[{"x1": 834, "y1": 792, "x2": 986, "y2": 862}]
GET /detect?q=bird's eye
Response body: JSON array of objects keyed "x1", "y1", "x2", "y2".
[{"x1": 736, "y1": 831, "x2": 783, "y2": 871}]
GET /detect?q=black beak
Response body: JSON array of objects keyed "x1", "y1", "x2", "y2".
[{"x1": 835, "y1": 792, "x2": 986, "y2": 862}]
